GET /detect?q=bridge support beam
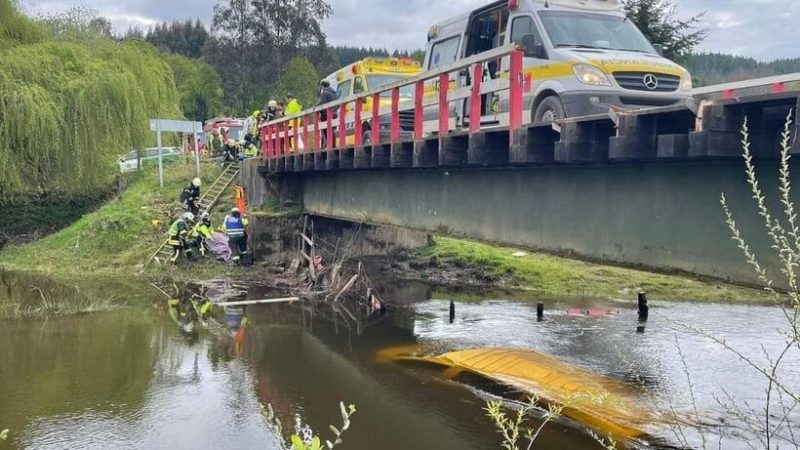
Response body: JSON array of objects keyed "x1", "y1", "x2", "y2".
[
  {"x1": 509, "y1": 125, "x2": 558, "y2": 164},
  {"x1": 294, "y1": 162, "x2": 795, "y2": 288},
  {"x1": 413, "y1": 138, "x2": 439, "y2": 168},
  {"x1": 467, "y1": 129, "x2": 510, "y2": 166},
  {"x1": 390, "y1": 142, "x2": 414, "y2": 168}
]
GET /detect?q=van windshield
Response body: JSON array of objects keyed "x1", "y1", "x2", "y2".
[
  {"x1": 366, "y1": 75, "x2": 416, "y2": 97},
  {"x1": 539, "y1": 11, "x2": 655, "y2": 54}
]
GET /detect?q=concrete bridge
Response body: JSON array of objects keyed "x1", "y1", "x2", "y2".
[{"x1": 243, "y1": 73, "x2": 800, "y2": 287}]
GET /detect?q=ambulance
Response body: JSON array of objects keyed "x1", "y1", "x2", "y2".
[
  {"x1": 423, "y1": 0, "x2": 693, "y2": 125},
  {"x1": 323, "y1": 57, "x2": 422, "y2": 144}
]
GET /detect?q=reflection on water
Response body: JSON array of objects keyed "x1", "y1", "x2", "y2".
[{"x1": 1, "y1": 273, "x2": 797, "y2": 450}]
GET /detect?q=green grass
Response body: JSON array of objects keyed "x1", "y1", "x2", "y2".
[
  {"x1": 0, "y1": 157, "x2": 229, "y2": 277},
  {"x1": 420, "y1": 237, "x2": 772, "y2": 302}
]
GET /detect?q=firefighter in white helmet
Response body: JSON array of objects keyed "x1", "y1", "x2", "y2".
[{"x1": 180, "y1": 177, "x2": 202, "y2": 215}]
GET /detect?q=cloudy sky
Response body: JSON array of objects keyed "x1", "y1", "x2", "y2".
[{"x1": 20, "y1": 0, "x2": 800, "y2": 61}]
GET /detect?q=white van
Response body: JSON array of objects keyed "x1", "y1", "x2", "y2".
[{"x1": 423, "y1": 0, "x2": 693, "y2": 124}]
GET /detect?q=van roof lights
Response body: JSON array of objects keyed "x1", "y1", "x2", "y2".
[{"x1": 427, "y1": 25, "x2": 440, "y2": 42}]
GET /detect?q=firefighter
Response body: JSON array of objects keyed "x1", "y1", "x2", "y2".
[
  {"x1": 168, "y1": 212, "x2": 196, "y2": 263},
  {"x1": 247, "y1": 110, "x2": 261, "y2": 136},
  {"x1": 223, "y1": 139, "x2": 240, "y2": 162},
  {"x1": 189, "y1": 212, "x2": 214, "y2": 257},
  {"x1": 223, "y1": 207, "x2": 249, "y2": 264},
  {"x1": 264, "y1": 100, "x2": 280, "y2": 122},
  {"x1": 239, "y1": 134, "x2": 258, "y2": 159},
  {"x1": 180, "y1": 178, "x2": 202, "y2": 215},
  {"x1": 208, "y1": 129, "x2": 224, "y2": 156}
]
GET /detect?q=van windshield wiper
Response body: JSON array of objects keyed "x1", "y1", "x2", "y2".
[
  {"x1": 616, "y1": 48, "x2": 650, "y2": 54},
  {"x1": 555, "y1": 44, "x2": 607, "y2": 50}
]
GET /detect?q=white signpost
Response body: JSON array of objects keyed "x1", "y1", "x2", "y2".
[{"x1": 149, "y1": 119, "x2": 203, "y2": 188}]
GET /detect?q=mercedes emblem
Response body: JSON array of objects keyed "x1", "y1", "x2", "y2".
[{"x1": 642, "y1": 73, "x2": 659, "y2": 90}]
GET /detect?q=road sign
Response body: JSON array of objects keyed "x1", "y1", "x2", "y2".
[
  {"x1": 149, "y1": 119, "x2": 204, "y2": 188},
  {"x1": 149, "y1": 119, "x2": 202, "y2": 133}
]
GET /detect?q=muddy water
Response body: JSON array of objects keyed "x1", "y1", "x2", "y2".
[{"x1": 0, "y1": 273, "x2": 798, "y2": 450}]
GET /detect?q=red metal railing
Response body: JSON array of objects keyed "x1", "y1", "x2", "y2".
[{"x1": 259, "y1": 44, "x2": 527, "y2": 162}]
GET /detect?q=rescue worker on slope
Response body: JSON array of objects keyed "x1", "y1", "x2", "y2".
[
  {"x1": 189, "y1": 212, "x2": 214, "y2": 257},
  {"x1": 241, "y1": 134, "x2": 259, "y2": 159},
  {"x1": 168, "y1": 212, "x2": 196, "y2": 263},
  {"x1": 180, "y1": 178, "x2": 202, "y2": 216},
  {"x1": 223, "y1": 139, "x2": 240, "y2": 162},
  {"x1": 223, "y1": 207, "x2": 249, "y2": 264},
  {"x1": 245, "y1": 110, "x2": 262, "y2": 148},
  {"x1": 247, "y1": 110, "x2": 261, "y2": 136},
  {"x1": 208, "y1": 128, "x2": 224, "y2": 156}
]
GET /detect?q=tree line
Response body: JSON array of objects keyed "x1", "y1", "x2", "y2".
[{"x1": 685, "y1": 53, "x2": 800, "y2": 87}]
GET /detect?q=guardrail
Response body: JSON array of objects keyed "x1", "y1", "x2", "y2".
[
  {"x1": 692, "y1": 72, "x2": 800, "y2": 99},
  {"x1": 259, "y1": 44, "x2": 526, "y2": 162}
]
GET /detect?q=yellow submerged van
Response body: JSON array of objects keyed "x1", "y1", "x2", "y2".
[
  {"x1": 324, "y1": 57, "x2": 422, "y2": 144},
  {"x1": 423, "y1": 0, "x2": 693, "y2": 124}
]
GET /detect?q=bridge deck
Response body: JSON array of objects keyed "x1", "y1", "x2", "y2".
[{"x1": 259, "y1": 91, "x2": 800, "y2": 176}]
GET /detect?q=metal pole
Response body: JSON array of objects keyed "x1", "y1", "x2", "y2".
[
  {"x1": 193, "y1": 123, "x2": 200, "y2": 178},
  {"x1": 157, "y1": 120, "x2": 164, "y2": 189}
]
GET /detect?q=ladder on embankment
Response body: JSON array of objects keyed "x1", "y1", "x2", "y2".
[{"x1": 146, "y1": 163, "x2": 240, "y2": 265}]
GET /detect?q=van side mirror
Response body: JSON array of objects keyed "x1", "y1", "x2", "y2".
[
  {"x1": 653, "y1": 43, "x2": 664, "y2": 56},
  {"x1": 521, "y1": 34, "x2": 545, "y2": 59}
]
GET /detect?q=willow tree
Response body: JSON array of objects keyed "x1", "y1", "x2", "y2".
[{"x1": 0, "y1": 0, "x2": 182, "y2": 205}]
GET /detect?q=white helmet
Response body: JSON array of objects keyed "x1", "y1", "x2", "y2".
[
  {"x1": 230, "y1": 207, "x2": 241, "y2": 215},
  {"x1": 268, "y1": 100, "x2": 277, "y2": 108},
  {"x1": 181, "y1": 212, "x2": 196, "y2": 223},
  {"x1": 192, "y1": 178, "x2": 202, "y2": 188}
]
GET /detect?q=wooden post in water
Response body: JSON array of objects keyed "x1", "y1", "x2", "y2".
[
  {"x1": 537, "y1": 302, "x2": 544, "y2": 322},
  {"x1": 637, "y1": 292, "x2": 649, "y2": 323},
  {"x1": 449, "y1": 300, "x2": 455, "y2": 324},
  {"x1": 637, "y1": 292, "x2": 649, "y2": 333}
]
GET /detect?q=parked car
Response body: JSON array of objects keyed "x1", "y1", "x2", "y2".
[{"x1": 118, "y1": 147, "x2": 180, "y2": 173}]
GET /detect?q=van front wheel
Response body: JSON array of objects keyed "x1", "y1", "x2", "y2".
[{"x1": 534, "y1": 96, "x2": 566, "y2": 123}]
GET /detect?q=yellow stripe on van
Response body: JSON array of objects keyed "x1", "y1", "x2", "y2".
[{"x1": 589, "y1": 60, "x2": 685, "y2": 77}]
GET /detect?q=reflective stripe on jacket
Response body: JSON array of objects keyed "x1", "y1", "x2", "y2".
[
  {"x1": 191, "y1": 223, "x2": 214, "y2": 239},
  {"x1": 169, "y1": 219, "x2": 188, "y2": 237},
  {"x1": 223, "y1": 215, "x2": 246, "y2": 237}
]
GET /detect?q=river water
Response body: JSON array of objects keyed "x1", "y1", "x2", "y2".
[{"x1": 0, "y1": 273, "x2": 798, "y2": 450}]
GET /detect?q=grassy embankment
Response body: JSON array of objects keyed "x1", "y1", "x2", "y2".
[
  {"x1": 0, "y1": 158, "x2": 239, "y2": 279},
  {"x1": 0, "y1": 157, "x2": 770, "y2": 303},
  {"x1": 419, "y1": 237, "x2": 771, "y2": 302}
]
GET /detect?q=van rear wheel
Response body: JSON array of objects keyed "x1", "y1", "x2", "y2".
[{"x1": 534, "y1": 96, "x2": 566, "y2": 123}]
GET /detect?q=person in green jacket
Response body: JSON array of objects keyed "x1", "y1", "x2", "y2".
[
  {"x1": 208, "y1": 129, "x2": 224, "y2": 156},
  {"x1": 285, "y1": 93, "x2": 302, "y2": 116},
  {"x1": 189, "y1": 212, "x2": 214, "y2": 257},
  {"x1": 168, "y1": 212, "x2": 196, "y2": 263},
  {"x1": 285, "y1": 94, "x2": 304, "y2": 151}
]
